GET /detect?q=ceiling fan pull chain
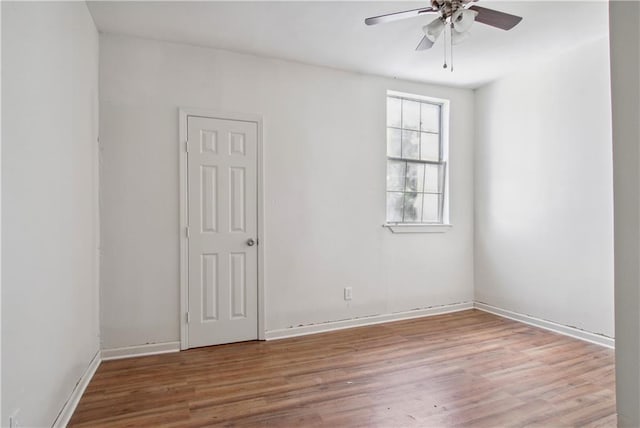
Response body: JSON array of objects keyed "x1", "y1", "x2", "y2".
[
  {"x1": 443, "y1": 22, "x2": 448, "y2": 69},
  {"x1": 450, "y1": 24, "x2": 454, "y2": 72}
]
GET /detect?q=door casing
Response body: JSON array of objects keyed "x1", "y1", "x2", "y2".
[{"x1": 179, "y1": 108, "x2": 265, "y2": 350}]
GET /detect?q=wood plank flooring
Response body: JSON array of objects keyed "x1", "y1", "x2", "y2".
[{"x1": 69, "y1": 310, "x2": 616, "y2": 427}]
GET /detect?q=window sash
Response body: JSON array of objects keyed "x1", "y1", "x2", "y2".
[
  {"x1": 386, "y1": 99, "x2": 443, "y2": 162},
  {"x1": 386, "y1": 161, "x2": 447, "y2": 224}
]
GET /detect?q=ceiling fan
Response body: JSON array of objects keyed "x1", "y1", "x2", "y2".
[{"x1": 365, "y1": 0, "x2": 522, "y2": 69}]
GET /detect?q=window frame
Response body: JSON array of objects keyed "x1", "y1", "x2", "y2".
[{"x1": 384, "y1": 90, "x2": 451, "y2": 233}]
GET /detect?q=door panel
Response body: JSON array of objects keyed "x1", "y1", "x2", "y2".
[{"x1": 187, "y1": 116, "x2": 258, "y2": 348}]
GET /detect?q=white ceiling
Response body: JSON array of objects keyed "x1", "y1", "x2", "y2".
[{"x1": 87, "y1": 1, "x2": 610, "y2": 89}]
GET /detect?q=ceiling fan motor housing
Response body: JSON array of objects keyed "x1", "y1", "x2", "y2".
[{"x1": 431, "y1": 0, "x2": 472, "y2": 21}]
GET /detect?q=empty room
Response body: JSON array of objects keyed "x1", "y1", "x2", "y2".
[{"x1": 2, "y1": 0, "x2": 640, "y2": 427}]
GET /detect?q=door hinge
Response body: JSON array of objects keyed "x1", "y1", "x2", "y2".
[
  {"x1": 186, "y1": 226, "x2": 190, "y2": 238},
  {"x1": 186, "y1": 312, "x2": 190, "y2": 324},
  {"x1": 185, "y1": 140, "x2": 189, "y2": 153}
]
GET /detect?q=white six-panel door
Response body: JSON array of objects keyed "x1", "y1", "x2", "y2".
[{"x1": 186, "y1": 115, "x2": 258, "y2": 348}]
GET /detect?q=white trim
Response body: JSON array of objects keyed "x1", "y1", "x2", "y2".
[
  {"x1": 256, "y1": 114, "x2": 266, "y2": 340},
  {"x1": 474, "y1": 302, "x2": 615, "y2": 349},
  {"x1": 101, "y1": 341, "x2": 181, "y2": 361},
  {"x1": 179, "y1": 109, "x2": 189, "y2": 351},
  {"x1": 178, "y1": 107, "x2": 265, "y2": 349},
  {"x1": 387, "y1": 90, "x2": 447, "y2": 106},
  {"x1": 265, "y1": 301, "x2": 473, "y2": 340},
  {"x1": 384, "y1": 223, "x2": 452, "y2": 234},
  {"x1": 52, "y1": 350, "x2": 101, "y2": 428}
]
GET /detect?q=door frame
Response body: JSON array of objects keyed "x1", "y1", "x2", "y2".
[{"x1": 178, "y1": 107, "x2": 265, "y2": 350}]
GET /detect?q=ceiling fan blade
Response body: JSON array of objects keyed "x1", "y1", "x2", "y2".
[
  {"x1": 415, "y1": 36, "x2": 434, "y2": 51},
  {"x1": 468, "y1": 5, "x2": 522, "y2": 30},
  {"x1": 365, "y1": 7, "x2": 436, "y2": 26}
]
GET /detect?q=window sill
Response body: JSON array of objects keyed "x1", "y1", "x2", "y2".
[{"x1": 383, "y1": 223, "x2": 452, "y2": 234}]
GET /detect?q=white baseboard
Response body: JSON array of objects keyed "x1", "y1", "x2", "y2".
[
  {"x1": 101, "y1": 341, "x2": 181, "y2": 361},
  {"x1": 264, "y1": 301, "x2": 474, "y2": 340},
  {"x1": 474, "y1": 302, "x2": 615, "y2": 349},
  {"x1": 52, "y1": 350, "x2": 101, "y2": 428}
]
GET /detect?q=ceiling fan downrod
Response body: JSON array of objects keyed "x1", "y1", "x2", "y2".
[{"x1": 432, "y1": 0, "x2": 464, "y2": 20}]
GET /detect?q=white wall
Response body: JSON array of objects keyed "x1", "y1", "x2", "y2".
[
  {"x1": 99, "y1": 34, "x2": 474, "y2": 349},
  {"x1": 609, "y1": 1, "x2": 640, "y2": 426},
  {"x1": 474, "y1": 37, "x2": 614, "y2": 337},
  {"x1": 1, "y1": 2, "x2": 100, "y2": 426}
]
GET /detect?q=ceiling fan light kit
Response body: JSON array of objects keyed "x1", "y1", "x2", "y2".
[
  {"x1": 424, "y1": 18, "x2": 445, "y2": 43},
  {"x1": 452, "y1": 8, "x2": 478, "y2": 33},
  {"x1": 365, "y1": 0, "x2": 523, "y2": 71}
]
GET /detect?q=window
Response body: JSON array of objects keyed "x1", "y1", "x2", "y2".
[{"x1": 385, "y1": 92, "x2": 448, "y2": 227}]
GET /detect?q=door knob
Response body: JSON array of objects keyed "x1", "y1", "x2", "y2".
[{"x1": 247, "y1": 238, "x2": 256, "y2": 247}]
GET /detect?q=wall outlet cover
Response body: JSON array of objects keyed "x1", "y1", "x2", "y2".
[{"x1": 9, "y1": 409, "x2": 21, "y2": 428}]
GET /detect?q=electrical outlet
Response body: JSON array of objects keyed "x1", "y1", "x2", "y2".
[
  {"x1": 344, "y1": 287, "x2": 353, "y2": 301},
  {"x1": 9, "y1": 409, "x2": 20, "y2": 428}
]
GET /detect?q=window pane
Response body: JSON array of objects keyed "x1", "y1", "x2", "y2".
[
  {"x1": 386, "y1": 160, "x2": 406, "y2": 191},
  {"x1": 424, "y1": 163, "x2": 443, "y2": 193},
  {"x1": 403, "y1": 193, "x2": 423, "y2": 222},
  {"x1": 421, "y1": 132, "x2": 439, "y2": 161},
  {"x1": 402, "y1": 99, "x2": 420, "y2": 131},
  {"x1": 421, "y1": 103, "x2": 440, "y2": 133},
  {"x1": 402, "y1": 130, "x2": 420, "y2": 160},
  {"x1": 386, "y1": 192, "x2": 404, "y2": 222},
  {"x1": 405, "y1": 162, "x2": 425, "y2": 193},
  {"x1": 422, "y1": 194, "x2": 440, "y2": 222},
  {"x1": 387, "y1": 97, "x2": 401, "y2": 128},
  {"x1": 387, "y1": 128, "x2": 401, "y2": 157}
]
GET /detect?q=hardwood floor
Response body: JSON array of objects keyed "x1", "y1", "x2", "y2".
[{"x1": 69, "y1": 310, "x2": 616, "y2": 427}]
